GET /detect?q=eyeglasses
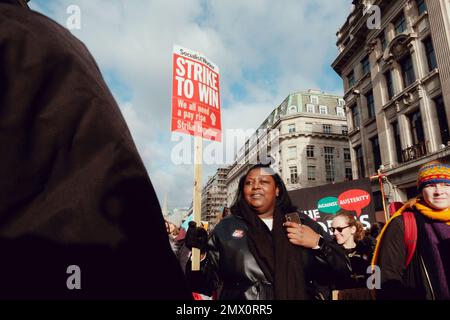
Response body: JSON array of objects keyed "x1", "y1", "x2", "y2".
[{"x1": 330, "y1": 225, "x2": 350, "y2": 233}]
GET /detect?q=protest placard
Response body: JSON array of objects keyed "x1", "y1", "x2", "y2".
[{"x1": 171, "y1": 45, "x2": 221, "y2": 141}]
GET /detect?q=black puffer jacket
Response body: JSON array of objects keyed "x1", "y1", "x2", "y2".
[{"x1": 187, "y1": 212, "x2": 351, "y2": 300}]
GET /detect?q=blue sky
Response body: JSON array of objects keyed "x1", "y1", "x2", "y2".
[{"x1": 30, "y1": 0, "x2": 353, "y2": 211}]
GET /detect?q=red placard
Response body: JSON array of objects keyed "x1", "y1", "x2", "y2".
[{"x1": 171, "y1": 45, "x2": 221, "y2": 142}]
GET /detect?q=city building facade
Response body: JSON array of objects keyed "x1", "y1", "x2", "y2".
[
  {"x1": 201, "y1": 167, "x2": 229, "y2": 225},
  {"x1": 332, "y1": 0, "x2": 450, "y2": 206},
  {"x1": 226, "y1": 90, "x2": 350, "y2": 206}
]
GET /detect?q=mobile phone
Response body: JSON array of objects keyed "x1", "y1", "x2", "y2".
[{"x1": 285, "y1": 212, "x2": 301, "y2": 224}]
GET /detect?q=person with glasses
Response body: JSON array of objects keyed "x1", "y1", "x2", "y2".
[
  {"x1": 331, "y1": 211, "x2": 372, "y2": 292},
  {"x1": 372, "y1": 161, "x2": 450, "y2": 300},
  {"x1": 184, "y1": 163, "x2": 351, "y2": 300}
]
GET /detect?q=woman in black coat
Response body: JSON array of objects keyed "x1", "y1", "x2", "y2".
[
  {"x1": 185, "y1": 164, "x2": 351, "y2": 300},
  {"x1": 331, "y1": 211, "x2": 371, "y2": 290}
]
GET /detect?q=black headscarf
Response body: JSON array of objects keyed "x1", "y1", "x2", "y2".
[{"x1": 231, "y1": 164, "x2": 310, "y2": 299}]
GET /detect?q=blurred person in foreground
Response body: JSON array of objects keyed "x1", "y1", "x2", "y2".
[{"x1": 0, "y1": 0, "x2": 190, "y2": 299}]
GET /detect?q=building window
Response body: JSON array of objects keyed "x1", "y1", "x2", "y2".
[
  {"x1": 288, "y1": 124, "x2": 296, "y2": 133},
  {"x1": 392, "y1": 121, "x2": 403, "y2": 163},
  {"x1": 361, "y1": 55, "x2": 370, "y2": 75},
  {"x1": 408, "y1": 110, "x2": 425, "y2": 145},
  {"x1": 434, "y1": 96, "x2": 450, "y2": 145},
  {"x1": 373, "y1": 191, "x2": 384, "y2": 211},
  {"x1": 417, "y1": 0, "x2": 427, "y2": 15},
  {"x1": 345, "y1": 167, "x2": 353, "y2": 181},
  {"x1": 319, "y1": 105, "x2": 328, "y2": 115},
  {"x1": 380, "y1": 32, "x2": 387, "y2": 51},
  {"x1": 400, "y1": 55, "x2": 416, "y2": 88},
  {"x1": 394, "y1": 13, "x2": 407, "y2": 35},
  {"x1": 307, "y1": 145, "x2": 315, "y2": 158},
  {"x1": 306, "y1": 104, "x2": 315, "y2": 113},
  {"x1": 288, "y1": 105, "x2": 297, "y2": 114},
  {"x1": 338, "y1": 99, "x2": 345, "y2": 107},
  {"x1": 423, "y1": 37, "x2": 437, "y2": 71},
  {"x1": 347, "y1": 71, "x2": 355, "y2": 88},
  {"x1": 344, "y1": 148, "x2": 351, "y2": 161},
  {"x1": 371, "y1": 136, "x2": 382, "y2": 172},
  {"x1": 352, "y1": 105, "x2": 360, "y2": 128},
  {"x1": 310, "y1": 96, "x2": 319, "y2": 104},
  {"x1": 289, "y1": 166, "x2": 298, "y2": 184},
  {"x1": 324, "y1": 147, "x2": 335, "y2": 182},
  {"x1": 305, "y1": 122, "x2": 313, "y2": 132},
  {"x1": 288, "y1": 146, "x2": 297, "y2": 159},
  {"x1": 385, "y1": 71, "x2": 395, "y2": 100},
  {"x1": 323, "y1": 124, "x2": 332, "y2": 134},
  {"x1": 307, "y1": 166, "x2": 316, "y2": 181},
  {"x1": 366, "y1": 90, "x2": 375, "y2": 119},
  {"x1": 355, "y1": 145, "x2": 365, "y2": 178},
  {"x1": 342, "y1": 125, "x2": 348, "y2": 135},
  {"x1": 402, "y1": 111, "x2": 427, "y2": 162},
  {"x1": 337, "y1": 106, "x2": 345, "y2": 117}
]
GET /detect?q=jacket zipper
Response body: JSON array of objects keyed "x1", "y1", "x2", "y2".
[{"x1": 420, "y1": 255, "x2": 435, "y2": 300}]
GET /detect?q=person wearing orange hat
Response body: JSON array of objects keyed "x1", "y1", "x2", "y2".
[{"x1": 372, "y1": 160, "x2": 450, "y2": 300}]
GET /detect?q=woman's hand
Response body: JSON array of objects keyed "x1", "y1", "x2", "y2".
[{"x1": 283, "y1": 221, "x2": 320, "y2": 248}]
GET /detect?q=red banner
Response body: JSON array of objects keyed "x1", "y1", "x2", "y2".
[{"x1": 171, "y1": 45, "x2": 221, "y2": 142}]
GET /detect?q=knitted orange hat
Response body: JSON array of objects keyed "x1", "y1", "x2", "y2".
[{"x1": 417, "y1": 161, "x2": 450, "y2": 192}]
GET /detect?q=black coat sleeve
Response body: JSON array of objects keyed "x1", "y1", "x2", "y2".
[
  {"x1": 185, "y1": 233, "x2": 220, "y2": 296},
  {"x1": 376, "y1": 216, "x2": 412, "y2": 299}
]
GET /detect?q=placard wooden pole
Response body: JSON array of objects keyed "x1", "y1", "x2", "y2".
[
  {"x1": 377, "y1": 169, "x2": 389, "y2": 223},
  {"x1": 192, "y1": 135, "x2": 203, "y2": 271},
  {"x1": 371, "y1": 170, "x2": 389, "y2": 223}
]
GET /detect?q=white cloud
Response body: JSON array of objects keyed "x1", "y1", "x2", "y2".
[{"x1": 31, "y1": 0, "x2": 351, "y2": 210}]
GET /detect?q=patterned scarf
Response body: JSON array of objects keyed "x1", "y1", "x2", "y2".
[{"x1": 415, "y1": 202, "x2": 450, "y2": 225}]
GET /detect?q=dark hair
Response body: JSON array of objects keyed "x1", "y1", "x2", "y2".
[
  {"x1": 230, "y1": 163, "x2": 296, "y2": 214},
  {"x1": 369, "y1": 222, "x2": 385, "y2": 238},
  {"x1": 335, "y1": 211, "x2": 365, "y2": 242},
  {"x1": 222, "y1": 207, "x2": 231, "y2": 218},
  {"x1": 16, "y1": 0, "x2": 30, "y2": 8}
]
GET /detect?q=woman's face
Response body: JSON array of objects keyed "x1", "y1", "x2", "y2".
[
  {"x1": 243, "y1": 168, "x2": 279, "y2": 217},
  {"x1": 331, "y1": 216, "x2": 355, "y2": 246},
  {"x1": 422, "y1": 183, "x2": 450, "y2": 210}
]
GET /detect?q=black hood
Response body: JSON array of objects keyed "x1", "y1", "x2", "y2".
[
  {"x1": 0, "y1": 3, "x2": 191, "y2": 299},
  {"x1": 0, "y1": 0, "x2": 29, "y2": 7}
]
